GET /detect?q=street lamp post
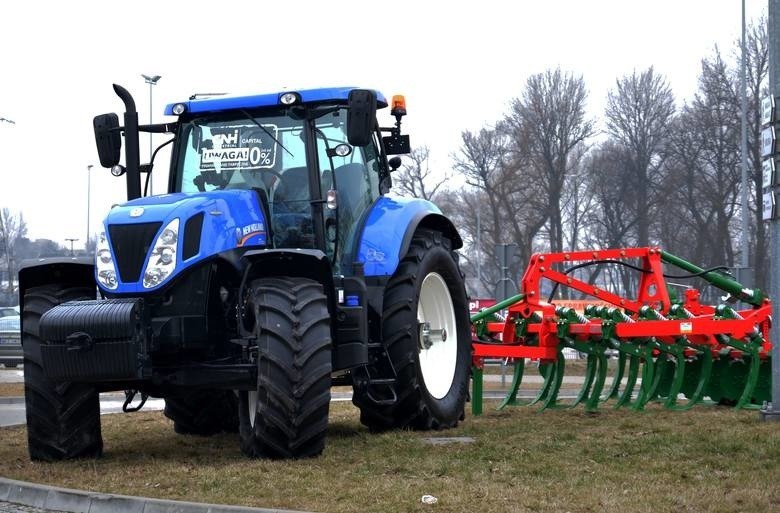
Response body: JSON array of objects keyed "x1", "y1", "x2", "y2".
[
  {"x1": 86, "y1": 164, "x2": 93, "y2": 250},
  {"x1": 141, "y1": 74, "x2": 162, "y2": 194},
  {"x1": 739, "y1": 0, "x2": 751, "y2": 279}
]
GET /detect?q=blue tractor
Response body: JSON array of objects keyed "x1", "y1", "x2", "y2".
[{"x1": 18, "y1": 85, "x2": 471, "y2": 459}]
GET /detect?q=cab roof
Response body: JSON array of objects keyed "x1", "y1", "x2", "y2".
[{"x1": 164, "y1": 86, "x2": 388, "y2": 116}]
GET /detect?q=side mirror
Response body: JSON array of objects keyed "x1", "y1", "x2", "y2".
[
  {"x1": 347, "y1": 89, "x2": 376, "y2": 147},
  {"x1": 93, "y1": 113, "x2": 121, "y2": 168}
]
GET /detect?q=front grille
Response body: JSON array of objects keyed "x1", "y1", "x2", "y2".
[{"x1": 108, "y1": 222, "x2": 162, "y2": 283}]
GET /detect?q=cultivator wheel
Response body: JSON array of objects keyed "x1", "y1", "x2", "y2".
[{"x1": 470, "y1": 247, "x2": 772, "y2": 415}]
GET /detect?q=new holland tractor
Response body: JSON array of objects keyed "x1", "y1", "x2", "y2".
[{"x1": 18, "y1": 85, "x2": 471, "y2": 460}]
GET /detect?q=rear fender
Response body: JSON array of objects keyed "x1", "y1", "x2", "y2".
[{"x1": 356, "y1": 197, "x2": 462, "y2": 277}]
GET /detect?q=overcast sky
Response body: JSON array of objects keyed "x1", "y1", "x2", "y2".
[{"x1": 0, "y1": 0, "x2": 767, "y2": 245}]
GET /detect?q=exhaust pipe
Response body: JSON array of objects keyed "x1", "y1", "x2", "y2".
[{"x1": 112, "y1": 84, "x2": 142, "y2": 201}]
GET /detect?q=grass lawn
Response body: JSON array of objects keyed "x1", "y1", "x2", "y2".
[
  {"x1": 1, "y1": 399, "x2": 777, "y2": 513},
  {"x1": 0, "y1": 383, "x2": 23, "y2": 397}
]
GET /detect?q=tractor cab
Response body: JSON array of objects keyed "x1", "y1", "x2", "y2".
[
  {"x1": 170, "y1": 96, "x2": 385, "y2": 273},
  {"x1": 93, "y1": 86, "x2": 408, "y2": 279}
]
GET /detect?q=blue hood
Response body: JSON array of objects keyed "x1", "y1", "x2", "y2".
[{"x1": 100, "y1": 190, "x2": 267, "y2": 294}]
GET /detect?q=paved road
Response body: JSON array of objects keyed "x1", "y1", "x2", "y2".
[
  {"x1": 0, "y1": 368, "x2": 592, "y2": 427},
  {"x1": 0, "y1": 501, "x2": 64, "y2": 513},
  {"x1": 0, "y1": 368, "x2": 23, "y2": 383},
  {"x1": 0, "y1": 394, "x2": 167, "y2": 427}
]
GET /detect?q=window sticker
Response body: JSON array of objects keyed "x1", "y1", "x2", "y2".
[{"x1": 200, "y1": 125, "x2": 278, "y2": 171}]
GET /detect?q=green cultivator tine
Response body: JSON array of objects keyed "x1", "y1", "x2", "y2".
[
  {"x1": 647, "y1": 354, "x2": 671, "y2": 401},
  {"x1": 645, "y1": 341, "x2": 687, "y2": 409},
  {"x1": 584, "y1": 346, "x2": 609, "y2": 411},
  {"x1": 497, "y1": 358, "x2": 525, "y2": 410},
  {"x1": 734, "y1": 351, "x2": 761, "y2": 410},
  {"x1": 471, "y1": 365, "x2": 483, "y2": 416},
  {"x1": 661, "y1": 351, "x2": 686, "y2": 409},
  {"x1": 631, "y1": 345, "x2": 656, "y2": 410},
  {"x1": 672, "y1": 348, "x2": 713, "y2": 410},
  {"x1": 496, "y1": 357, "x2": 563, "y2": 411},
  {"x1": 528, "y1": 360, "x2": 557, "y2": 406},
  {"x1": 559, "y1": 340, "x2": 609, "y2": 411},
  {"x1": 605, "y1": 351, "x2": 626, "y2": 400},
  {"x1": 539, "y1": 350, "x2": 566, "y2": 410},
  {"x1": 571, "y1": 352, "x2": 598, "y2": 407},
  {"x1": 615, "y1": 349, "x2": 640, "y2": 408}
]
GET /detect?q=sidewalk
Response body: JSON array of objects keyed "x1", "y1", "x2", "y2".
[{"x1": 0, "y1": 478, "x2": 312, "y2": 513}]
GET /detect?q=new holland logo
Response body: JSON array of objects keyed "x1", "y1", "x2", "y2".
[{"x1": 129, "y1": 207, "x2": 145, "y2": 218}]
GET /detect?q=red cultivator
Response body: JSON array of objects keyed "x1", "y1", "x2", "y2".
[{"x1": 470, "y1": 247, "x2": 772, "y2": 414}]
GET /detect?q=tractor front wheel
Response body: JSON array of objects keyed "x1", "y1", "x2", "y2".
[
  {"x1": 23, "y1": 285, "x2": 103, "y2": 461},
  {"x1": 238, "y1": 277, "x2": 332, "y2": 459}
]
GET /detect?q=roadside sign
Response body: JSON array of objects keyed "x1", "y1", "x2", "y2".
[
  {"x1": 762, "y1": 96, "x2": 775, "y2": 126},
  {"x1": 761, "y1": 126, "x2": 776, "y2": 158},
  {"x1": 763, "y1": 191, "x2": 775, "y2": 221},
  {"x1": 469, "y1": 298, "x2": 497, "y2": 314},
  {"x1": 764, "y1": 159, "x2": 776, "y2": 189}
]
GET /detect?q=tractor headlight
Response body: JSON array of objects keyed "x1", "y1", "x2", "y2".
[
  {"x1": 143, "y1": 219, "x2": 179, "y2": 289},
  {"x1": 95, "y1": 232, "x2": 118, "y2": 290}
]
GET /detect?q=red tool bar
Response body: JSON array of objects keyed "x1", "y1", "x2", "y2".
[{"x1": 472, "y1": 343, "x2": 558, "y2": 360}]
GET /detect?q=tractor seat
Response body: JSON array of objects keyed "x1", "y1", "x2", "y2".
[
  {"x1": 333, "y1": 163, "x2": 368, "y2": 223},
  {"x1": 273, "y1": 166, "x2": 310, "y2": 214},
  {"x1": 272, "y1": 166, "x2": 314, "y2": 248}
]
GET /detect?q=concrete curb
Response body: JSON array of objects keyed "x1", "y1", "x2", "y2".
[{"x1": 0, "y1": 478, "x2": 314, "y2": 513}]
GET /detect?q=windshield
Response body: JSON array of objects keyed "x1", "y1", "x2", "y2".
[
  {"x1": 176, "y1": 109, "x2": 306, "y2": 194},
  {"x1": 173, "y1": 106, "x2": 380, "y2": 265}
]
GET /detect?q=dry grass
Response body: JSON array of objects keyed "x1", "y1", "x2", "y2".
[
  {"x1": 1, "y1": 399, "x2": 778, "y2": 513},
  {"x1": 0, "y1": 383, "x2": 24, "y2": 397}
]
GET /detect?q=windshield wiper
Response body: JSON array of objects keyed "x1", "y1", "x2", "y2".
[{"x1": 239, "y1": 109, "x2": 293, "y2": 158}]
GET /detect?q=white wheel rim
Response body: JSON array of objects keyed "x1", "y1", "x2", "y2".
[
  {"x1": 248, "y1": 390, "x2": 257, "y2": 428},
  {"x1": 417, "y1": 272, "x2": 458, "y2": 399}
]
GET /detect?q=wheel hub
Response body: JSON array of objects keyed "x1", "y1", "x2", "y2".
[
  {"x1": 417, "y1": 272, "x2": 458, "y2": 400},
  {"x1": 419, "y1": 322, "x2": 447, "y2": 350}
]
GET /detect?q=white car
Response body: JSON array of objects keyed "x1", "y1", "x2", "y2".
[{"x1": 0, "y1": 306, "x2": 19, "y2": 317}]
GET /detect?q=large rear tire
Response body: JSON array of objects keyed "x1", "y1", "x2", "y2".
[
  {"x1": 238, "y1": 277, "x2": 332, "y2": 459},
  {"x1": 352, "y1": 229, "x2": 471, "y2": 431},
  {"x1": 23, "y1": 285, "x2": 103, "y2": 461},
  {"x1": 164, "y1": 390, "x2": 239, "y2": 435}
]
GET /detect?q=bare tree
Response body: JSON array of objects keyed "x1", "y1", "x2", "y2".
[
  {"x1": 451, "y1": 127, "x2": 547, "y2": 297},
  {"x1": 392, "y1": 146, "x2": 446, "y2": 202},
  {"x1": 504, "y1": 68, "x2": 594, "y2": 254},
  {"x1": 0, "y1": 208, "x2": 27, "y2": 295},
  {"x1": 605, "y1": 67, "x2": 675, "y2": 246},
  {"x1": 583, "y1": 142, "x2": 642, "y2": 296},
  {"x1": 742, "y1": 17, "x2": 770, "y2": 289}
]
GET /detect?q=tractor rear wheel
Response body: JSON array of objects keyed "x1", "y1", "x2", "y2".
[
  {"x1": 164, "y1": 390, "x2": 239, "y2": 435},
  {"x1": 23, "y1": 285, "x2": 103, "y2": 461},
  {"x1": 238, "y1": 277, "x2": 332, "y2": 459},
  {"x1": 353, "y1": 229, "x2": 471, "y2": 431}
]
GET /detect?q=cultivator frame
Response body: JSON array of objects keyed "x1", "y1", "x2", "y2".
[{"x1": 470, "y1": 247, "x2": 772, "y2": 414}]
